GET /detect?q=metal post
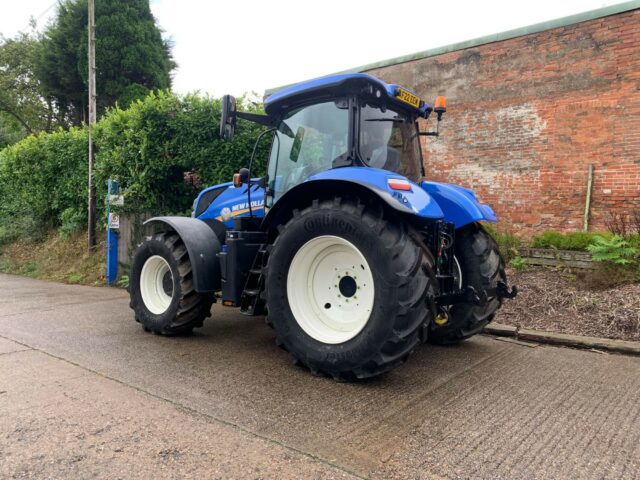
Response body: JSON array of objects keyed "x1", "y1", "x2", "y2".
[
  {"x1": 583, "y1": 164, "x2": 594, "y2": 232},
  {"x1": 106, "y1": 179, "x2": 119, "y2": 285},
  {"x1": 87, "y1": 0, "x2": 97, "y2": 249}
]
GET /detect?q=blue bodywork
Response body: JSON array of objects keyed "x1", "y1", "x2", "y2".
[
  {"x1": 195, "y1": 72, "x2": 497, "y2": 231},
  {"x1": 195, "y1": 170, "x2": 496, "y2": 230},
  {"x1": 265, "y1": 73, "x2": 432, "y2": 117},
  {"x1": 193, "y1": 181, "x2": 265, "y2": 229}
]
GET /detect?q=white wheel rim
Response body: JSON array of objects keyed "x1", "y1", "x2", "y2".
[
  {"x1": 287, "y1": 235, "x2": 375, "y2": 344},
  {"x1": 140, "y1": 255, "x2": 173, "y2": 314}
]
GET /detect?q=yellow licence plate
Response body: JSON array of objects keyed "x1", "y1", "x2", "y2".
[{"x1": 396, "y1": 88, "x2": 421, "y2": 108}]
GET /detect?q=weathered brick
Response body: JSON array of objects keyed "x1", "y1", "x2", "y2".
[{"x1": 367, "y1": 9, "x2": 640, "y2": 235}]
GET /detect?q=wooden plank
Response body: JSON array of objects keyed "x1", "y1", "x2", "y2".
[
  {"x1": 518, "y1": 247, "x2": 592, "y2": 261},
  {"x1": 117, "y1": 213, "x2": 153, "y2": 273},
  {"x1": 517, "y1": 247, "x2": 595, "y2": 269},
  {"x1": 522, "y1": 257, "x2": 595, "y2": 269}
]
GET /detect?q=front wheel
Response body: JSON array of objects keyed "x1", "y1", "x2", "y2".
[
  {"x1": 429, "y1": 223, "x2": 506, "y2": 345},
  {"x1": 265, "y1": 198, "x2": 438, "y2": 381},
  {"x1": 129, "y1": 232, "x2": 214, "y2": 335}
]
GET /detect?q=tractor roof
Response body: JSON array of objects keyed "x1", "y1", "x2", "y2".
[{"x1": 264, "y1": 73, "x2": 430, "y2": 118}]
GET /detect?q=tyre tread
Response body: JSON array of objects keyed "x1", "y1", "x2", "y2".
[
  {"x1": 429, "y1": 223, "x2": 506, "y2": 345},
  {"x1": 266, "y1": 197, "x2": 437, "y2": 380},
  {"x1": 129, "y1": 231, "x2": 214, "y2": 336}
]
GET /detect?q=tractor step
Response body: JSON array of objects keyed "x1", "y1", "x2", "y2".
[{"x1": 239, "y1": 246, "x2": 268, "y2": 316}]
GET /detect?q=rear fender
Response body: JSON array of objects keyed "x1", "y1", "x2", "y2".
[
  {"x1": 262, "y1": 167, "x2": 444, "y2": 231},
  {"x1": 420, "y1": 181, "x2": 497, "y2": 228},
  {"x1": 144, "y1": 216, "x2": 221, "y2": 292}
]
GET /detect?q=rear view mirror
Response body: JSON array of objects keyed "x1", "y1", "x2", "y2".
[{"x1": 220, "y1": 95, "x2": 237, "y2": 140}]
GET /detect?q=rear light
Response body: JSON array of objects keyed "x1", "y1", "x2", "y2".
[{"x1": 387, "y1": 178, "x2": 411, "y2": 191}]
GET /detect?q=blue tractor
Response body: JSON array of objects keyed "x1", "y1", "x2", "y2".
[{"x1": 129, "y1": 73, "x2": 516, "y2": 381}]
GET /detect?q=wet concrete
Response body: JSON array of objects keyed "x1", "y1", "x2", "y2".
[{"x1": 1, "y1": 273, "x2": 639, "y2": 479}]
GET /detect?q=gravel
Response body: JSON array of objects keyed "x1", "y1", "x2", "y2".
[{"x1": 498, "y1": 267, "x2": 640, "y2": 342}]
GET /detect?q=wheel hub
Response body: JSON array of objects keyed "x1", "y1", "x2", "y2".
[
  {"x1": 338, "y1": 276, "x2": 357, "y2": 298},
  {"x1": 162, "y1": 271, "x2": 173, "y2": 297}
]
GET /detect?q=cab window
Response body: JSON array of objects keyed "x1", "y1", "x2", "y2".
[{"x1": 267, "y1": 101, "x2": 348, "y2": 204}]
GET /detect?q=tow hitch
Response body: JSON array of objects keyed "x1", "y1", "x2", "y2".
[
  {"x1": 435, "y1": 281, "x2": 517, "y2": 307},
  {"x1": 494, "y1": 281, "x2": 518, "y2": 300}
]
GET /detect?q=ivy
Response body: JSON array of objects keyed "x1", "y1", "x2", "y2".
[{"x1": 0, "y1": 91, "x2": 269, "y2": 243}]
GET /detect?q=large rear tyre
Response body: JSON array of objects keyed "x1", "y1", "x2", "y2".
[
  {"x1": 129, "y1": 232, "x2": 214, "y2": 335},
  {"x1": 265, "y1": 198, "x2": 437, "y2": 381},
  {"x1": 429, "y1": 222, "x2": 506, "y2": 345}
]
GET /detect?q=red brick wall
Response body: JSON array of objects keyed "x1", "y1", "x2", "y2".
[{"x1": 367, "y1": 9, "x2": 640, "y2": 235}]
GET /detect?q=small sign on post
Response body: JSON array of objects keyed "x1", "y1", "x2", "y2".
[
  {"x1": 108, "y1": 194, "x2": 125, "y2": 206},
  {"x1": 108, "y1": 212, "x2": 120, "y2": 229}
]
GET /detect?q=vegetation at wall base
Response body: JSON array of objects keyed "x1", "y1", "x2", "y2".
[
  {"x1": 587, "y1": 235, "x2": 638, "y2": 266},
  {"x1": 528, "y1": 230, "x2": 639, "y2": 284},
  {"x1": 531, "y1": 231, "x2": 611, "y2": 251},
  {"x1": 0, "y1": 230, "x2": 106, "y2": 285},
  {"x1": 481, "y1": 222, "x2": 521, "y2": 262}
]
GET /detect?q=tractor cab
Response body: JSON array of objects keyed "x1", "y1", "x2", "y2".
[{"x1": 218, "y1": 73, "x2": 446, "y2": 211}]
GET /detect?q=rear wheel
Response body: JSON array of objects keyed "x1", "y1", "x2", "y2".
[
  {"x1": 129, "y1": 232, "x2": 214, "y2": 335},
  {"x1": 429, "y1": 223, "x2": 506, "y2": 345},
  {"x1": 265, "y1": 198, "x2": 437, "y2": 381}
]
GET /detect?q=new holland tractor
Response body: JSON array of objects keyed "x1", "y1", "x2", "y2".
[{"x1": 129, "y1": 73, "x2": 517, "y2": 381}]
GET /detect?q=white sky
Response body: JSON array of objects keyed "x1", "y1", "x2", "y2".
[{"x1": 0, "y1": 0, "x2": 632, "y2": 97}]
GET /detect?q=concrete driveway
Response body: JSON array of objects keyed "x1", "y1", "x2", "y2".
[{"x1": 1, "y1": 273, "x2": 639, "y2": 479}]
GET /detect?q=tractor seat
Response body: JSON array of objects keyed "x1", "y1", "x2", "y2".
[{"x1": 383, "y1": 146, "x2": 401, "y2": 172}]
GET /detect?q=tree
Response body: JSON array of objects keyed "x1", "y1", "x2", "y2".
[
  {"x1": 0, "y1": 31, "x2": 55, "y2": 140},
  {"x1": 36, "y1": 0, "x2": 175, "y2": 126}
]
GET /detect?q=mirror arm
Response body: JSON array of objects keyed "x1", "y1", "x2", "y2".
[{"x1": 236, "y1": 112, "x2": 275, "y2": 127}]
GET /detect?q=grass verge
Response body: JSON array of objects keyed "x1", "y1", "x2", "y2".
[{"x1": 0, "y1": 229, "x2": 106, "y2": 286}]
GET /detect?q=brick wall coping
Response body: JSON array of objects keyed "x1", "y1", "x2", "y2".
[{"x1": 265, "y1": 0, "x2": 640, "y2": 97}]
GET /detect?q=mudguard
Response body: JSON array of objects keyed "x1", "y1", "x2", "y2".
[
  {"x1": 262, "y1": 167, "x2": 444, "y2": 228},
  {"x1": 421, "y1": 181, "x2": 497, "y2": 228},
  {"x1": 195, "y1": 170, "x2": 497, "y2": 232},
  {"x1": 144, "y1": 216, "x2": 221, "y2": 292},
  {"x1": 309, "y1": 167, "x2": 444, "y2": 216}
]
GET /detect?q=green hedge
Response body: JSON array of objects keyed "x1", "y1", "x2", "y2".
[
  {"x1": 94, "y1": 91, "x2": 269, "y2": 215},
  {"x1": 0, "y1": 128, "x2": 89, "y2": 242},
  {"x1": 0, "y1": 91, "x2": 269, "y2": 243}
]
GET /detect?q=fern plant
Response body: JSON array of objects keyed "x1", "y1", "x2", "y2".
[
  {"x1": 587, "y1": 235, "x2": 638, "y2": 265},
  {"x1": 509, "y1": 256, "x2": 527, "y2": 271}
]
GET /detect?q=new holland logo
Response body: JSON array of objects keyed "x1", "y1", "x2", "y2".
[
  {"x1": 220, "y1": 207, "x2": 232, "y2": 221},
  {"x1": 217, "y1": 200, "x2": 265, "y2": 222},
  {"x1": 231, "y1": 200, "x2": 264, "y2": 211}
]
